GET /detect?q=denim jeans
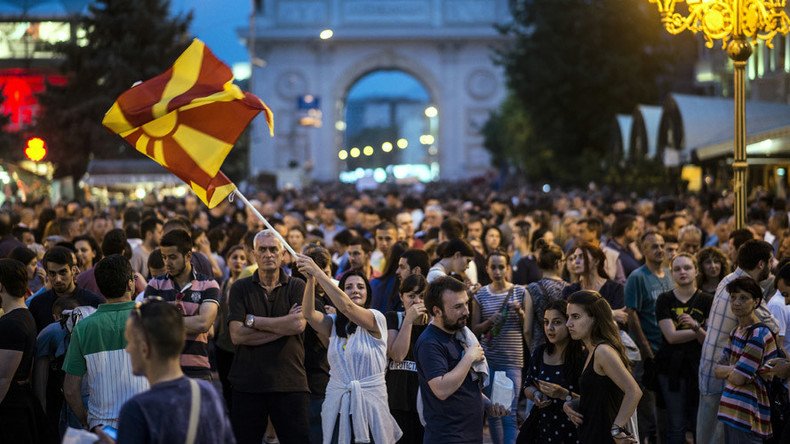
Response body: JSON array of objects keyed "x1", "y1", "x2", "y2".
[
  {"x1": 658, "y1": 374, "x2": 696, "y2": 444},
  {"x1": 484, "y1": 365, "x2": 521, "y2": 444},
  {"x1": 696, "y1": 393, "x2": 724, "y2": 444}
]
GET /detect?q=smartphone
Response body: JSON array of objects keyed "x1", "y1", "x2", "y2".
[{"x1": 103, "y1": 426, "x2": 118, "y2": 440}]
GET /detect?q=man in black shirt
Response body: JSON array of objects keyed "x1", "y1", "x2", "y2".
[
  {"x1": 0, "y1": 258, "x2": 53, "y2": 443},
  {"x1": 228, "y1": 230, "x2": 309, "y2": 444},
  {"x1": 28, "y1": 246, "x2": 104, "y2": 332}
]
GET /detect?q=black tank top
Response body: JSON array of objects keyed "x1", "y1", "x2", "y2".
[{"x1": 578, "y1": 344, "x2": 624, "y2": 444}]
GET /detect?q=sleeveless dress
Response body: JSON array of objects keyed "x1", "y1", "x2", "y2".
[{"x1": 578, "y1": 344, "x2": 624, "y2": 444}]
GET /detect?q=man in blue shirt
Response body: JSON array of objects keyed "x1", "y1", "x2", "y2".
[
  {"x1": 415, "y1": 276, "x2": 506, "y2": 444},
  {"x1": 625, "y1": 230, "x2": 674, "y2": 444}
]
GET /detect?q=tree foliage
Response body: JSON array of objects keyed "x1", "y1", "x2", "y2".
[
  {"x1": 488, "y1": 0, "x2": 695, "y2": 185},
  {"x1": 36, "y1": 0, "x2": 191, "y2": 181}
]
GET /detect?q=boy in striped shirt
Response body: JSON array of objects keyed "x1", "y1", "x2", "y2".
[{"x1": 144, "y1": 229, "x2": 219, "y2": 379}]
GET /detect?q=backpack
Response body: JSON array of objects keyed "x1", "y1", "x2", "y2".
[{"x1": 741, "y1": 323, "x2": 789, "y2": 439}]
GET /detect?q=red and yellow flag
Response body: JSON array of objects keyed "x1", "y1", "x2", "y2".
[{"x1": 102, "y1": 39, "x2": 273, "y2": 208}]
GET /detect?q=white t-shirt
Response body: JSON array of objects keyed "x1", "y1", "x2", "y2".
[{"x1": 767, "y1": 290, "x2": 790, "y2": 351}]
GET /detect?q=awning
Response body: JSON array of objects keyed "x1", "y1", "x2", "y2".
[
  {"x1": 615, "y1": 114, "x2": 632, "y2": 159},
  {"x1": 630, "y1": 105, "x2": 662, "y2": 159},
  {"x1": 660, "y1": 93, "x2": 790, "y2": 161},
  {"x1": 81, "y1": 159, "x2": 181, "y2": 189}
]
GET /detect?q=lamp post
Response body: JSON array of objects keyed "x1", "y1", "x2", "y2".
[{"x1": 647, "y1": 0, "x2": 790, "y2": 229}]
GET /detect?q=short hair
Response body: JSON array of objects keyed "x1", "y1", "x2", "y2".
[
  {"x1": 437, "y1": 238, "x2": 474, "y2": 259},
  {"x1": 253, "y1": 229, "x2": 282, "y2": 250},
  {"x1": 43, "y1": 246, "x2": 74, "y2": 269},
  {"x1": 776, "y1": 262, "x2": 790, "y2": 286},
  {"x1": 425, "y1": 275, "x2": 466, "y2": 316},
  {"x1": 401, "y1": 249, "x2": 430, "y2": 277},
  {"x1": 730, "y1": 228, "x2": 755, "y2": 252},
  {"x1": 147, "y1": 248, "x2": 164, "y2": 271},
  {"x1": 140, "y1": 217, "x2": 163, "y2": 238},
  {"x1": 347, "y1": 236, "x2": 372, "y2": 254},
  {"x1": 8, "y1": 246, "x2": 36, "y2": 266},
  {"x1": 59, "y1": 217, "x2": 77, "y2": 235},
  {"x1": 124, "y1": 222, "x2": 141, "y2": 240},
  {"x1": 52, "y1": 297, "x2": 79, "y2": 318},
  {"x1": 94, "y1": 255, "x2": 132, "y2": 299},
  {"x1": 726, "y1": 276, "x2": 763, "y2": 304},
  {"x1": 163, "y1": 217, "x2": 191, "y2": 234},
  {"x1": 0, "y1": 258, "x2": 28, "y2": 298},
  {"x1": 579, "y1": 217, "x2": 603, "y2": 237},
  {"x1": 439, "y1": 218, "x2": 465, "y2": 240},
  {"x1": 73, "y1": 235, "x2": 103, "y2": 262},
  {"x1": 131, "y1": 300, "x2": 185, "y2": 360},
  {"x1": 611, "y1": 214, "x2": 637, "y2": 238},
  {"x1": 640, "y1": 229, "x2": 663, "y2": 245},
  {"x1": 332, "y1": 229, "x2": 355, "y2": 247},
  {"x1": 375, "y1": 221, "x2": 397, "y2": 233},
  {"x1": 736, "y1": 239, "x2": 773, "y2": 271},
  {"x1": 102, "y1": 228, "x2": 132, "y2": 259},
  {"x1": 678, "y1": 225, "x2": 702, "y2": 241},
  {"x1": 160, "y1": 229, "x2": 193, "y2": 255}
]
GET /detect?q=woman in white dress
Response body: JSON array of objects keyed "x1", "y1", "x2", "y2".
[{"x1": 296, "y1": 254, "x2": 403, "y2": 444}]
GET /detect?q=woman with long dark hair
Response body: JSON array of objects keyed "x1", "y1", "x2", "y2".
[
  {"x1": 524, "y1": 239, "x2": 570, "y2": 352},
  {"x1": 564, "y1": 290, "x2": 641, "y2": 444},
  {"x1": 386, "y1": 274, "x2": 429, "y2": 443},
  {"x1": 471, "y1": 249, "x2": 526, "y2": 444},
  {"x1": 370, "y1": 241, "x2": 408, "y2": 313},
  {"x1": 518, "y1": 299, "x2": 585, "y2": 444},
  {"x1": 562, "y1": 244, "x2": 627, "y2": 325},
  {"x1": 696, "y1": 247, "x2": 728, "y2": 294},
  {"x1": 296, "y1": 257, "x2": 402, "y2": 443}
]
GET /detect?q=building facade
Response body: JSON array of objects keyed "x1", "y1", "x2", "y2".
[{"x1": 245, "y1": 0, "x2": 510, "y2": 184}]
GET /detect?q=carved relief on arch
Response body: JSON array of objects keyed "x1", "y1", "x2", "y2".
[
  {"x1": 465, "y1": 69, "x2": 497, "y2": 100},
  {"x1": 275, "y1": 70, "x2": 308, "y2": 100}
]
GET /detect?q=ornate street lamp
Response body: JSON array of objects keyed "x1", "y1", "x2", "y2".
[{"x1": 647, "y1": 0, "x2": 790, "y2": 229}]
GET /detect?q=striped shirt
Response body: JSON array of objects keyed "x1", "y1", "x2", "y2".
[
  {"x1": 717, "y1": 323, "x2": 779, "y2": 438},
  {"x1": 62, "y1": 301, "x2": 149, "y2": 429},
  {"x1": 698, "y1": 268, "x2": 779, "y2": 395},
  {"x1": 474, "y1": 284, "x2": 526, "y2": 367},
  {"x1": 144, "y1": 271, "x2": 220, "y2": 378}
]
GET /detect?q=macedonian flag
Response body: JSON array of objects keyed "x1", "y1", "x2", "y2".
[{"x1": 102, "y1": 39, "x2": 273, "y2": 208}]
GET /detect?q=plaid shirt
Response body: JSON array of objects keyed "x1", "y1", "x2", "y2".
[{"x1": 698, "y1": 268, "x2": 779, "y2": 395}]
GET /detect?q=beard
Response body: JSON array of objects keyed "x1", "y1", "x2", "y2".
[{"x1": 441, "y1": 312, "x2": 468, "y2": 332}]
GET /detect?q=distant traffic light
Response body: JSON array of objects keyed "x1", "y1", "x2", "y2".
[{"x1": 24, "y1": 137, "x2": 46, "y2": 161}]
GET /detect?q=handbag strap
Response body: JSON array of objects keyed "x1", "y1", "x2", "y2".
[{"x1": 186, "y1": 378, "x2": 201, "y2": 444}]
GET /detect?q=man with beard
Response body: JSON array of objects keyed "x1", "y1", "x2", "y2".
[
  {"x1": 130, "y1": 217, "x2": 163, "y2": 279},
  {"x1": 414, "y1": 276, "x2": 507, "y2": 444},
  {"x1": 143, "y1": 229, "x2": 219, "y2": 380},
  {"x1": 696, "y1": 239, "x2": 779, "y2": 444},
  {"x1": 29, "y1": 246, "x2": 105, "y2": 332}
]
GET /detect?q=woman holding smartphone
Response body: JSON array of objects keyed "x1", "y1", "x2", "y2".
[
  {"x1": 518, "y1": 298, "x2": 585, "y2": 444},
  {"x1": 563, "y1": 290, "x2": 642, "y2": 443}
]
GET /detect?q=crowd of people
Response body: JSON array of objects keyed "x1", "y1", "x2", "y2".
[{"x1": 1, "y1": 181, "x2": 790, "y2": 443}]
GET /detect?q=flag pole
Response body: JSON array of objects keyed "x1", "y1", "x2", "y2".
[{"x1": 233, "y1": 189, "x2": 298, "y2": 258}]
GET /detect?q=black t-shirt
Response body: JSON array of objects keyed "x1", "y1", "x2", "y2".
[
  {"x1": 304, "y1": 292, "x2": 333, "y2": 396},
  {"x1": 655, "y1": 289, "x2": 713, "y2": 378},
  {"x1": 28, "y1": 287, "x2": 105, "y2": 332},
  {"x1": 385, "y1": 311, "x2": 427, "y2": 412},
  {"x1": 0, "y1": 308, "x2": 36, "y2": 386},
  {"x1": 227, "y1": 271, "x2": 308, "y2": 393},
  {"x1": 562, "y1": 280, "x2": 625, "y2": 309},
  {"x1": 513, "y1": 255, "x2": 542, "y2": 285}
]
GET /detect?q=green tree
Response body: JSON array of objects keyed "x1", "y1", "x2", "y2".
[
  {"x1": 36, "y1": 0, "x2": 191, "y2": 184},
  {"x1": 489, "y1": 0, "x2": 695, "y2": 186}
]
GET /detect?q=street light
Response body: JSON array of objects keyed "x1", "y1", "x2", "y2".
[{"x1": 647, "y1": 0, "x2": 790, "y2": 229}]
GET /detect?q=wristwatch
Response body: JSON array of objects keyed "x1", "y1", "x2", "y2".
[
  {"x1": 245, "y1": 314, "x2": 255, "y2": 328},
  {"x1": 565, "y1": 393, "x2": 573, "y2": 402}
]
